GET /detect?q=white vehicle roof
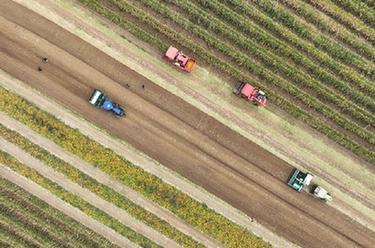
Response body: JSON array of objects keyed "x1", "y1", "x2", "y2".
[
  {"x1": 89, "y1": 90, "x2": 102, "y2": 105},
  {"x1": 303, "y1": 173, "x2": 313, "y2": 186}
]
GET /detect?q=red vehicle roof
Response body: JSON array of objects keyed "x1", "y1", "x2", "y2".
[{"x1": 241, "y1": 83, "x2": 256, "y2": 97}]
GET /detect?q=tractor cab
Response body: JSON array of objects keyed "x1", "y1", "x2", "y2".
[
  {"x1": 234, "y1": 82, "x2": 267, "y2": 107},
  {"x1": 287, "y1": 168, "x2": 313, "y2": 192}
]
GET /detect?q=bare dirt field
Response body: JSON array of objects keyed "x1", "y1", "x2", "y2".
[{"x1": 0, "y1": 0, "x2": 374, "y2": 247}]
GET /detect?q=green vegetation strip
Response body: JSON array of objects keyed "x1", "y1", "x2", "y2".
[
  {"x1": 329, "y1": 0, "x2": 375, "y2": 27},
  {"x1": 0, "y1": 124, "x2": 202, "y2": 248},
  {"x1": 0, "y1": 151, "x2": 159, "y2": 248},
  {"x1": 221, "y1": 0, "x2": 375, "y2": 90},
  {"x1": 0, "y1": 178, "x2": 116, "y2": 248},
  {"x1": 0, "y1": 88, "x2": 271, "y2": 248},
  {"x1": 254, "y1": 0, "x2": 375, "y2": 64},
  {"x1": 304, "y1": 0, "x2": 375, "y2": 42}
]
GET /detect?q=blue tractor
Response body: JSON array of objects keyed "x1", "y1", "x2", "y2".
[{"x1": 89, "y1": 89, "x2": 125, "y2": 117}]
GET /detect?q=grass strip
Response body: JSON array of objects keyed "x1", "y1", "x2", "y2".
[
  {"x1": 0, "y1": 178, "x2": 116, "y2": 248},
  {"x1": 0, "y1": 151, "x2": 159, "y2": 248},
  {"x1": 0, "y1": 124, "x2": 203, "y2": 248},
  {"x1": 0, "y1": 87, "x2": 272, "y2": 247}
]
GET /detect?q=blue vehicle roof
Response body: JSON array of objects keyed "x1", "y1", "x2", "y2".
[{"x1": 102, "y1": 100, "x2": 113, "y2": 110}]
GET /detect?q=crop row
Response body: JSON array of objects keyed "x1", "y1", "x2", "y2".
[
  {"x1": 0, "y1": 220, "x2": 40, "y2": 248},
  {"x1": 0, "y1": 124, "x2": 203, "y2": 248},
  {"x1": 195, "y1": 0, "x2": 375, "y2": 102},
  {"x1": 0, "y1": 178, "x2": 115, "y2": 248},
  {"x1": 0, "y1": 86, "x2": 271, "y2": 247},
  {"x1": 170, "y1": 0, "x2": 375, "y2": 124},
  {"x1": 0, "y1": 150, "x2": 159, "y2": 248},
  {"x1": 77, "y1": 0, "x2": 373, "y2": 163},
  {"x1": 303, "y1": 0, "x2": 375, "y2": 42},
  {"x1": 267, "y1": 0, "x2": 375, "y2": 63},
  {"x1": 329, "y1": 0, "x2": 375, "y2": 27},
  {"x1": 132, "y1": 0, "x2": 375, "y2": 146},
  {"x1": 223, "y1": 0, "x2": 375, "y2": 81},
  {"x1": 0, "y1": 202, "x2": 69, "y2": 248}
]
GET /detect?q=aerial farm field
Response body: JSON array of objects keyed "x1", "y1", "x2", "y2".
[{"x1": 0, "y1": 0, "x2": 374, "y2": 248}]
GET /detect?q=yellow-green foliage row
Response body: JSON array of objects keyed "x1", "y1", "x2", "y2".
[
  {"x1": 0, "y1": 178, "x2": 117, "y2": 248},
  {"x1": 0, "y1": 150, "x2": 159, "y2": 248},
  {"x1": 0, "y1": 87, "x2": 271, "y2": 248},
  {"x1": 0, "y1": 124, "x2": 202, "y2": 248}
]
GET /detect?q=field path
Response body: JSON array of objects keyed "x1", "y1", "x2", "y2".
[
  {"x1": 0, "y1": 111, "x2": 223, "y2": 248},
  {"x1": 0, "y1": 164, "x2": 138, "y2": 248},
  {"x1": 0, "y1": 137, "x2": 181, "y2": 248}
]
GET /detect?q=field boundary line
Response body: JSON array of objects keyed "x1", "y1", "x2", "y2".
[
  {"x1": 0, "y1": 137, "x2": 181, "y2": 248},
  {"x1": 0, "y1": 111, "x2": 223, "y2": 248},
  {"x1": 0, "y1": 164, "x2": 138, "y2": 248}
]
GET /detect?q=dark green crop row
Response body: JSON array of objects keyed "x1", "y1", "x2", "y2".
[
  {"x1": 0, "y1": 124, "x2": 202, "y2": 248},
  {"x1": 303, "y1": 0, "x2": 375, "y2": 42},
  {"x1": 329, "y1": 0, "x2": 375, "y2": 27},
  {"x1": 133, "y1": 0, "x2": 375, "y2": 145},
  {"x1": 254, "y1": 0, "x2": 375, "y2": 62},
  {"x1": 223, "y1": 0, "x2": 375, "y2": 80},
  {"x1": 193, "y1": 0, "x2": 375, "y2": 103},
  {"x1": 0, "y1": 178, "x2": 118, "y2": 248},
  {"x1": 0, "y1": 151, "x2": 159, "y2": 248},
  {"x1": 0, "y1": 203, "x2": 69, "y2": 248},
  {"x1": 79, "y1": 0, "x2": 375, "y2": 163},
  {"x1": 170, "y1": 0, "x2": 375, "y2": 125}
]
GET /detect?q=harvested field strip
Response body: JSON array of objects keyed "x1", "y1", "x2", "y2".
[
  {"x1": 252, "y1": 0, "x2": 375, "y2": 64},
  {"x1": 0, "y1": 202, "x2": 69, "y2": 248},
  {"x1": 0, "y1": 152, "x2": 159, "y2": 248},
  {"x1": 0, "y1": 220, "x2": 41, "y2": 248},
  {"x1": 0, "y1": 89, "x2": 271, "y2": 247},
  {"x1": 115, "y1": 0, "x2": 375, "y2": 146},
  {"x1": 0, "y1": 125, "x2": 203, "y2": 248},
  {"x1": 187, "y1": 0, "x2": 375, "y2": 111},
  {"x1": 304, "y1": 0, "x2": 375, "y2": 42},
  {"x1": 220, "y1": 0, "x2": 375, "y2": 92},
  {"x1": 168, "y1": 0, "x2": 375, "y2": 122},
  {"x1": 0, "y1": 178, "x2": 117, "y2": 248},
  {"x1": 329, "y1": 0, "x2": 375, "y2": 27}
]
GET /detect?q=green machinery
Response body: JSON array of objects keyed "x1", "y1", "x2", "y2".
[{"x1": 287, "y1": 168, "x2": 313, "y2": 192}]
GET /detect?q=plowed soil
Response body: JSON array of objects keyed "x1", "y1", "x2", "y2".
[{"x1": 0, "y1": 1, "x2": 374, "y2": 247}]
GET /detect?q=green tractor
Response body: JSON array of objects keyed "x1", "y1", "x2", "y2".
[{"x1": 287, "y1": 168, "x2": 313, "y2": 192}]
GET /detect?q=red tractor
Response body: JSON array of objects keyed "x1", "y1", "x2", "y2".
[
  {"x1": 165, "y1": 46, "x2": 196, "y2": 73},
  {"x1": 234, "y1": 82, "x2": 267, "y2": 107}
]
